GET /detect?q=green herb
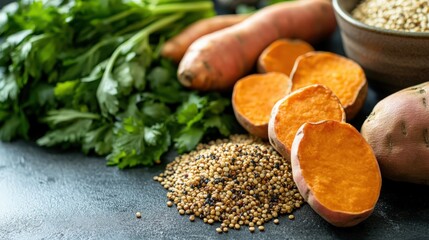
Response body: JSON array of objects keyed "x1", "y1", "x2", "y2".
[
  {"x1": 0, "y1": 0, "x2": 238, "y2": 168},
  {"x1": 235, "y1": 0, "x2": 291, "y2": 14}
]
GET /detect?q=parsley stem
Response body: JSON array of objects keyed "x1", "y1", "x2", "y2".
[
  {"x1": 99, "y1": 8, "x2": 138, "y2": 25},
  {"x1": 115, "y1": 16, "x2": 157, "y2": 37},
  {"x1": 150, "y1": 2, "x2": 214, "y2": 15},
  {"x1": 123, "y1": 13, "x2": 184, "y2": 51},
  {"x1": 64, "y1": 36, "x2": 128, "y2": 66},
  {"x1": 97, "y1": 12, "x2": 184, "y2": 116},
  {"x1": 44, "y1": 110, "x2": 101, "y2": 125}
]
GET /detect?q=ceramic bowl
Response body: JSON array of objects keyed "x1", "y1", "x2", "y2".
[{"x1": 333, "y1": 0, "x2": 429, "y2": 92}]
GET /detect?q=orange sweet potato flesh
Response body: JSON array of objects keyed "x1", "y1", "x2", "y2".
[
  {"x1": 232, "y1": 72, "x2": 292, "y2": 139},
  {"x1": 291, "y1": 120, "x2": 382, "y2": 227},
  {"x1": 257, "y1": 39, "x2": 314, "y2": 76},
  {"x1": 268, "y1": 84, "x2": 345, "y2": 159},
  {"x1": 178, "y1": 0, "x2": 336, "y2": 91},
  {"x1": 290, "y1": 52, "x2": 367, "y2": 120}
]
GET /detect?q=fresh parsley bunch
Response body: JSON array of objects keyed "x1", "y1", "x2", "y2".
[{"x1": 0, "y1": 0, "x2": 237, "y2": 168}]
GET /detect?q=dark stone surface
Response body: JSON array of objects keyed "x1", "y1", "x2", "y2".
[
  {"x1": 1, "y1": 1, "x2": 429, "y2": 239},
  {"x1": 2, "y1": 139, "x2": 429, "y2": 240},
  {"x1": 1, "y1": 134, "x2": 429, "y2": 240}
]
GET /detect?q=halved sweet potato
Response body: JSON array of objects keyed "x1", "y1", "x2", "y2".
[
  {"x1": 290, "y1": 52, "x2": 367, "y2": 120},
  {"x1": 291, "y1": 120, "x2": 382, "y2": 227},
  {"x1": 232, "y1": 72, "x2": 292, "y2": 139},
  {"x1": 257, "y1": 39, "x2": 314, "y2": 76},
  {"x1": 268, "y1": 84, "x2": 345, "y2": 159}
]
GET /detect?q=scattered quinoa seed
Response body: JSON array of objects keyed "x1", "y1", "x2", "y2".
[
  {"x1": 189, "y1": 215, "x2": 195, "y2": 222},
  {"x1": 274, "y1": 219, "x2": 279, "y2": 224},
  {"x1": 258, "y1": 225, "x2": 265, "y2": 231},
  {"x1": 249, "y1": 226, "x2": 255, "y2": 232},
  {"x1": 135, "y1": 212, "x2": 141, "y2": 218},
  {"x1": 157, "y1": 135, "x2": 303, "y2": 232},
  {"x1": 216, "y1": 228, "x2": 222, "y2": 233},
  {"x1": 289, "y1": 214, "x2": 295, "y2": 220}
]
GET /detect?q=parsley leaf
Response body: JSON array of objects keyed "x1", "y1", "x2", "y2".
[
  {"x1": 0, "y1": 0, "x2": 239, "y2": 169},
  {"x1": 174, "y1": 126, "x2": 205, "y2": 154}
]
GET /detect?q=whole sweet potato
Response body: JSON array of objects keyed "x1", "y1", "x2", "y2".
[
  {"x1": 177, "y1": 0, "x2": 336, "y2": 91},
  {"x1": 361, "y1": 82, "x2": 429, "y2": 185}
]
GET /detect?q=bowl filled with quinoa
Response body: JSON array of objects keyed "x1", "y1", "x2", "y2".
[{"x1": 333, "y1": 0, "x2": 429, "y2": 92}]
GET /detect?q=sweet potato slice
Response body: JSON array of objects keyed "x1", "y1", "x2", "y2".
[
  {"x1": 232, "y1": 72, "x2": 292, "y2": 139},
  {"x1": 268, "y1": 84, "x2": 345, "y2": 159},
  {"x1": 291, "y1": 120, "x2": 382, "y2": 227},
  {"x1": 290, "y1": 52, "x2": 367, "y2": 120},
  {"x1": 257, "y1": 39, "x2": 314, "y2": 76}
]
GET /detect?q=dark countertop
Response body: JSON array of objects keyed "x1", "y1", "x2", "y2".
[
  {"x1": 2, "y1": 126, "x2": 429, "y2": 240},
  {"x1": 1, "y1": 1, "x2": 429, "y2": 239},
  {"x1": 0, "y1": 122, "x2": 429, "y2": 239}
]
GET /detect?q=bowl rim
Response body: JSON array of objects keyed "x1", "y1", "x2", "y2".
[{"x1": 332, "y1": 0, "x2": 429, "y2": 38}]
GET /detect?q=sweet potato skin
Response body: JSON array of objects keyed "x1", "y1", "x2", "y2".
[
  {"x1": 361, "y1": 82, "x2": 429, "y2": 185},
  {"x1": 178, "y1": 0, "x2": 337, "y2": 91},
  {"x1": 161, "y1": 14, "x2": 249, "y2": 63},
  {"x1": 292, "y1": 121, "x2": 379, "y2": 227},
  {"x1": 234, "y1": 111, "x2": 268, "y2": 139},
  {"x1": 293, "y1": 165, "x2": 373, "y2": 227},
  {"x1": 346, "y1": 81, "x2": 368, "y2": 120},
  {"x1": 268, "y1": 109, "x2": 289, "y2": 159}
]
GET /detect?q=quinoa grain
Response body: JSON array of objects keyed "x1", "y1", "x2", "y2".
[
  {"x1": 352, "y1": 0, "x2": 429, "y2": 32},
  {"x1": 157, "y1": 135, "x2": 302, "y2": 232}
]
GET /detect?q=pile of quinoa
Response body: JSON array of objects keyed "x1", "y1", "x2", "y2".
[
  {"x1": 352, "y1": 0, "x2": 429, "y2": 32},
  {"x1": 155, "y1": 135, "x2": 303, "y2": 233}
]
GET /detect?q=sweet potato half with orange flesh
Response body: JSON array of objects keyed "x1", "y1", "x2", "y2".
[
  {"x1": 232, "y1": 72, "x2": 292, "y2": 139},
  {"x1": 268, "y1": 84, "x2": 345, "y2": 159},
  {"x1": 257, "y1": 39, "x2": 314, "y2": 76},
  {"x1": 290, "y1": 52, "x2": 367, "y2": 120},
  {"x1": 291, "y1": 120, "x2": 382, "y2": 227}
]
